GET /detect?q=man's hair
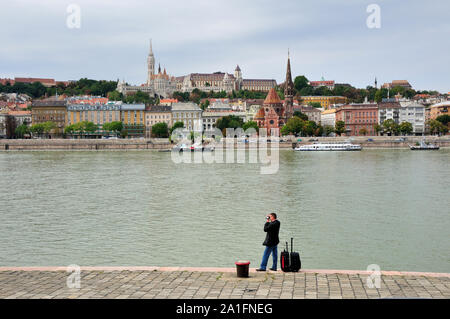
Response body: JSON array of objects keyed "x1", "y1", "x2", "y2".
[{"x1": 270, "y1": 213, "x2": 277, "y2": 219}]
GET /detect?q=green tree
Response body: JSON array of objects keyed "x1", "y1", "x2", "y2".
[
  {"x1": 374, "y1": 124, "x2": 382, "y2": 136},
  {"x1": 335, "y1": 121, "x2": 346, "y2": 136},
  {"x1": 436, "y1": 115, "x2": 450, "y2": 126},
  {"x1": 282, "y1": 116, "x2": 305, "y2": 136},
  {"x1": 428, "y1": 119, "x2": 448, "y2": 135},
  {"x1": 15, "y1": 124, "x2": 30, "y2": 138},
  {"x1": 107, "y1": 90, "x2": 122, "y2": 101},
  {"x1": 280, "y1": 125, "x2": 291, "y2": 136},
  {"x1": 200, "y1": 99, "x2": 210, "y2": 110},
  {"x1": 293, "y1": 110, "x2": 308, "y2": 121},
  {"x1": 170, "y1": 121, "x2": 185, "y2": 134},
  {"x1": 307, "y1": 102, "x2": 322, "y2": 108},
  {"x1": 30, "y1": 123, "x2": 45, "y2": 136},
  {"x1": 103, "y1": 121, "x2": 123, "y2": 133},
  {"x1": 42, "y1": 121, "x2": 56, "y2": 137},
  {"x1": 151, "y1": 122, "x2": 169, "y2": 138},
  {"x1": 324, "y1": 125, "x2": 335, "y2": 136},
  {"x1": 359, "y1": 127, "x2": 368, "y2": 136},
  {"x1": 242, "y1": 121, "x2": 259, "y2": 132},
  {"x1": 83, "y1": 121, "x2": 98, "y2": 133},
  {"x1": 382, "y1": 119, "x2": 399, "y2": 136},
  {"x1": 374, "y1": 90, "x2": 383, "y2": 103},
  {"x1": 303, "y1": 121, "x2": 317, "y2": 136},
  {"x1": 215, "y1": 115, "x2": 244, "y2": 133},
  {"x1": 399, "y1": 121, "x2": 413, "y2": 135},
  {"x1": 293, "y1": 75, "x2": 309, "y2": 92}
]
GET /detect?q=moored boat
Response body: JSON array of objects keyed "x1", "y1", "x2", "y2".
[
  {"x1": 294, "y1": 143, "x2": 362, "y2": 151},
  {"x1": 409, "y1": 139, "x2": 439, "y2": 150}
]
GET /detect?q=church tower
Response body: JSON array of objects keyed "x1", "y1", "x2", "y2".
[
  {"x1": 234, "y1": 65, "x2": 242, "y2": 91},
  {"x1": 147, "y1": 39, "x2": 155, "y2": 86},
  {"x1": 283, "y1": 51, "x2": 295, "y2": 120}
]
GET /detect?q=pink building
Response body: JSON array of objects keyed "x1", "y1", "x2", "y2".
[{"x1": 335, "y1": 104, "x2": 378, "y2": 136}]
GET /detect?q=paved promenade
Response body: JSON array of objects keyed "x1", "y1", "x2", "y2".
[{"x1": 0, "y1": 267, "x2": 449, "y2": 299}]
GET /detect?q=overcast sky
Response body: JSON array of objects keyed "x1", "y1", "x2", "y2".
[{"x1": 1, "y1": 0, "x2": 449, "y2": 92}]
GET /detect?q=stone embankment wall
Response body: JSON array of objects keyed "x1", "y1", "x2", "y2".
[
  {"x1": 1, "y1": 136, "x2": 449, "y2": 150},
  {"x1": 290, "y1": 136, "x2": 450, "y2": 149},
  {"x1": 0, "y1": 138, "x2": 171, "y2": 151}
]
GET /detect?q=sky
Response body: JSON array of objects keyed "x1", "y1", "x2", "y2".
[{"x1": 1, "y1": 0, "x2": 449, "y2": 92}]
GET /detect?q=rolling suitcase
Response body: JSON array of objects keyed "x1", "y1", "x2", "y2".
[
  {"x1": 280, "y1": 241, "x2": 290, "y2": 272},
  {"x1": 289, "y1": 237, "x2": 301, "y2": 272}
]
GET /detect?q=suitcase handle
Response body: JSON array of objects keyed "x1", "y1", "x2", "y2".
[{"x1": 291, "y1": 237, "x2": 294, "y2": 252}]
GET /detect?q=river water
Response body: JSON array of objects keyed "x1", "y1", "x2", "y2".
[{"x1": 0, "y1": 149, "x2": 449, "y2": 272}]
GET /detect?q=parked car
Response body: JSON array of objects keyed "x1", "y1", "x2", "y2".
[{"x1": 367, "y1": 138, "x2": 374, "y2": 142}]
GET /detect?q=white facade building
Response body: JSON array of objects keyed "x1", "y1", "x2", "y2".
[
  {"x1": 320, "y1": 108, "x2": 337, "y2": 128},
  {"x1": 171, "y1": 102, "x2": 203, "y2": 131},
  {"x1": 202, "y1": 101, "x2": 246, "y2": 131},
  {"x1": 399, "y1": 100, "x2": 425, "y2": 135}
]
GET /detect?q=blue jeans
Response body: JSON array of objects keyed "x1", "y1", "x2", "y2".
[{"x1": 260, "y1": 245, "x2": 278, "y2": 270}]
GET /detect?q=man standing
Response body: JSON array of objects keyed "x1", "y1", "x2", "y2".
[{"x1": 256, "y1": 213, "x2": 280, "y2": 271}]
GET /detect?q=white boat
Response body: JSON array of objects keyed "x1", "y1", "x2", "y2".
[
  {"x1": 294, "y1": 143, "x2": 362, "y2": 151},
  {"x1": 409, "y1": 139, "x2": 439, "y2": 150},
  {"x1": 172, "y1": 142, "x2": 215, "y2": 152}
]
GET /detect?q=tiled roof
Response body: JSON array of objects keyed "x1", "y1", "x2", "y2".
[
  {"x1": 15, "y1": 77, "x2": 56, "y2": 85},
  {"x1": 8, "y1": 110, "x2": 31, "y2": 116},
  {"x1": 32, "y1": 100, "x2": 67, "y2": 107},
  {"x1": 263, "y1": 88, "x2": 282, "y2": 105},
  {"x1": 172, "y1": 102, "x2": 202, "y2": 111},
  {"x1": 146, "y1": 105, "x2": 172, "y2": 112},
  {"x1": 254, "y1": 106, "x2": 265, "y2": 120},
  {"x1": 378, "y1": 102, "x2": 401, "y2": 109}
]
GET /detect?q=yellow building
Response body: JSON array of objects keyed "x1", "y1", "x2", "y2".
[
  {"x1": 299, "y1": 96, "x2": 347, "y2": 110},
  {"x1": 67, "y1": 103, "x2": 121, "y2": 126},
  {"x1": 120, "y1": 104, "x2": 145, "y2": 125},
  {"x1": 429, "y1": 101, "x2": 450, "y2": 120},
  {"x1": 145, "y1": 105, "x2": 172, "y2": 137}
]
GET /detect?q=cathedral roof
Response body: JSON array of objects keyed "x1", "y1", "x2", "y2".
[
  {"x1": 264, "y1": 88, "x2": 282, "y2": 105},
  {"x1": 235, "y1": 65, "x2": 241, "y2": 71}
]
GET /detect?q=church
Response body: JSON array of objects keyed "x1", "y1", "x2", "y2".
[
  {"x1": 117, "y1": 40, "x2": 278, "y2": 98},
  {"x1": 117, "y1": 40, "x2": 177, "y2": 98},
  {"x1": 254, "y1": 53, "x2": 295, "y2": 132}
]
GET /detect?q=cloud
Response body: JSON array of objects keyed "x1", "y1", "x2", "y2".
[{"x1": 0, "y1": 0, "x2": 449, "y2": 92}]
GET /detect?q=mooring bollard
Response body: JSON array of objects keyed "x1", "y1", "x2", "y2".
[{"x1": 235, "y1": 260, "x2": 250, "y2": 278}]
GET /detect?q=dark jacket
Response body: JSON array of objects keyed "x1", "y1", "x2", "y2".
[{"x1": 263, "y1": 220, "x2": 280, "y2": 246}]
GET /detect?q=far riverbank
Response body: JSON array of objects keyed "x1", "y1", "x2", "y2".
[{"x1": 0, "y1": 136, "x2": 449, "y2": 151}]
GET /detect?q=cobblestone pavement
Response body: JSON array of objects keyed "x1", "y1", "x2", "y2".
[{"x1": 0, "y1": 268, "x2": 449, "y2": 299}]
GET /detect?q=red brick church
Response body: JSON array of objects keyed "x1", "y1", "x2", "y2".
[{"x1": 254, "y1": 54, "x2": 295, "y2": 134}]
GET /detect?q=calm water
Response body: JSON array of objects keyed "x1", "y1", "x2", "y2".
[{"x1": 0, "y1": 149, "x2": 449, "y2": 273}]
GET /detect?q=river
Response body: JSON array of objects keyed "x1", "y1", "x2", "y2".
[{"x1": 0, "y1": 149, "x2": 449, "y2": 272}]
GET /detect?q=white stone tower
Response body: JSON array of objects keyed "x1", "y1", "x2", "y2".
[
  {"x1": 147, "y1": 39, "x2": 155, "y2": 86},
  {"x1": 234, "y1": 65, "x2": 242, "y2": 91}
]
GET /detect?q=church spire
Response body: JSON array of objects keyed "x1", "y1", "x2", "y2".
[
  {"x1": 284, "y1": 51, "x2": 294, "y2": 96},
  {"x1": 283, "y1": 50, "x2": 295, "y2": 121},
  {"x1": 147, "y1": 39, "x2": 155, "y2": 85}
]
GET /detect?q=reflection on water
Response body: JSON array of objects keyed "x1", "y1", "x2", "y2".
[{"x1": 0, "y1": 149, "x2": 449, "y2": 272}]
